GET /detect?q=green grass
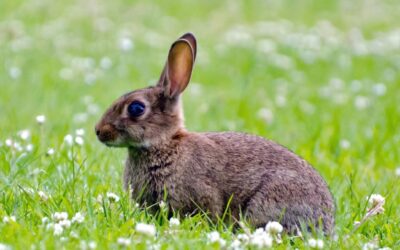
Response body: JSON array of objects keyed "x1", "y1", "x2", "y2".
[{"x1": 1, "y1": 0, "x2": 400, "y2": 249}]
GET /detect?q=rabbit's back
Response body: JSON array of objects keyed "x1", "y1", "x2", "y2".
[{"x1": 185, "y1": 131, "x2": 335, "y2": 232}]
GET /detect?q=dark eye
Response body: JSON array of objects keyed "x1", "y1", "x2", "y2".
[{"x1": 127, "y1": 101, "x2": 145, "y2": 117}]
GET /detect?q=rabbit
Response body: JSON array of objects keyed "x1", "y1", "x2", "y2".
[{"x1": 95, "y1": 33, "x2": 335, "y2": 234}]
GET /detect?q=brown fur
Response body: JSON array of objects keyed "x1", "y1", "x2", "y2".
[{"x1": 95, "y1": 33, "x2": 335, "y2": 234}]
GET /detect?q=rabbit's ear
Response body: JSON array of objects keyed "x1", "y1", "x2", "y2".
[{"x1": 158, "y1": 33, "x2": 197, "y2": 98}]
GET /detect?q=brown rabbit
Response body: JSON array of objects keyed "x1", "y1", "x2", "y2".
[{"x1": 95, "y1": 33, "x2": 335, "y2": 233}]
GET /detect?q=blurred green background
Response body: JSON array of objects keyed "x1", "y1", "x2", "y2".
[{"x1": 0, "y1": 0, "x2": 399, "y2": 248}]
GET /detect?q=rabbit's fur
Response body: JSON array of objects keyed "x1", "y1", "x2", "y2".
[{"x1": 95, "y1": 33, "x2": 335, "y2": 233}]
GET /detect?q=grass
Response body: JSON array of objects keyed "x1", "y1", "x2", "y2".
[{"x1": 1, "y1": 0, "x2": 399, "y2": 249}]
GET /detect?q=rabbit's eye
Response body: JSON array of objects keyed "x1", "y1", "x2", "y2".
[{"x1": 127, "y1": 101, "x2": 145, "y2": 117}]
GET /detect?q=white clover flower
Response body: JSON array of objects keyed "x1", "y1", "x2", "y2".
[
  {"x1": 5, "y1": 139, "x2": 13, "y2": 147},
  {"x1": 88, "y1": 241, "x2": 97, "y2": 249},
  {"x1": 64, "y1": 134, "x2": 74, "y2": 145},
  {"x1": 47, "y1": 148, "x2": 55, "y2": 156},
  {"x1": 38, "y1": 191, "x2": 49, "y2": 201},
  {"x1": 18, "y1": 129, "x2": 30, "y2": 140},
  {"x1": 36, "y1": 115, "x2": 46, "y2": 124},
  {"x1": 237, "y1": 233, "x2": 250, "y2": 242},
  {"x1": 230, "y1": 239, "x2": 242, "y2": 250},
  {"x1": 13, "y1": 142, "x2": 23, "y2": 151},
  {"x1": 119, "y1": 37, "x2": 134, "y2": 51},
  {"x1": 25, "y1": 144, "x2": 34, "y2": 152},
  {"x1": 117, "y1": 237, "x2": 131, "y2": 247},
  {"x1": 249, "y1": 228, "x2": 272, "y2": 248},
  {"x1": 75, "y1": 136, "x2": 84, "y2": 146},
  {"x1": 106, "y1": 192, "x2": 120, "y2": 202},
  {"x1": 3, "y1": 216, "x2": 16, "y2": 223},
  {"x1": 354, "y1": 96, "x2": 370, "y2": 110},
  {"x1": 53, "y1": 223, "x2": 64, "y2": 235},
  {"x1": 9, "y1": 66, "x2": 21, "y2": 79},
  {"x1": 308, "y1": 238, "x2": 324, "y2": 249},
  {"x1": 159, "y1": 200, "x2": 166, "y2": 209},
  {"x1": 265, "y1": 221, "x2": 283, "y2": 235},
  {"x1": 395, "y1": 167, "x2": 400, "y2": 177},
  {"x1": 60, "y1": 237, "x2": 68, "y2": 242},
  {"x1": 100, "y1": 57, "x2": 112, "y2": 69},
  {"x1": 75, "y1": 129, "x2": 85, "y2": 136},
  {"x1": 135, "y1": 223, "x2": 156, "y2": 237},
  {"x1": 59, "y1": 219, "x2": 72, "y2": 228},
  {"x1": 96, "y1": 194, "x2": 103, "y2": 203},
  {"x1": 70, "y1": 231, "x2": 79, "y2": 239},
  {"x1": 42, "y1": 217, "x2": 49, "y2": 224},
  {"x1": 362, "y1": 242, "x2": 378, "y2": 250},
  {"x1": 257, "y1": 108, "x2": 274, "y2": 124},
  {"x1": 53, "y1": 212, "x2": 68, "y2": 222},
  {"x1": 367, "y1": 194, "x2": 385, "y2": 207},
  {"x1": 72, "y1": 212, "x2": 85, "y2": 224},
  {"x1": 0, "y1": 243, "x2": 11, "y2": 250},
  {"x1": 340, "y1": 139, "x2": 351, "y2": 149},
  {"x1": 206, "y1": 231, "x2": 226, "y2": 246},
  {"x1": 372, "y1": 83, "x2": 386, "y2": 96},
  {"x1": 275, "y1": 95, "x2": 287, "y2": 107},
  {"x1": 169, "y1": 217, "x2": 180, "y2": 227}
]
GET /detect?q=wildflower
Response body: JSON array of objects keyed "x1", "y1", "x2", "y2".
[
  {"x1": 9, "y1": 66, "x2": 21, "y2": 79},
  {"x1": 18, "y1": 129, "x2": 30, "y2": 140},
  {"x1": 64, "y1": 134, "x2": 74, "y2": 145},
  {"x1": 206, "y1": 231, "x2": 226, "y2": 246},
  {"x1": 106, "y1": 192, "x2": 120, "y2": 202},
  {"x1": 53, "y1": 223, "x2": 64, "y2": 235},
  {"x1": 53, "y1": 212, "x2": 68, "y2": 222},
  {"x1": 237, "y1": 233, "x2": 250, "y2": 242},
  {"x1": 119, "y1": 37, "x2": 134, "y2": 51},
  {"x1": 396, "y1": 167, "x2": 400, "y2": 176},
  {"x1": 96, "y1": 194, "x2": 103, "y2": 203},
  {"x1": 38, "y1": 191, "x2": 49, "y2": 201},
  {"x1": 75, "y1": 136, "x2": 84, "y2": 146},
  {"x1": 25, "y1": 144, "x2": 34, "y2": 152},
  {"x1": 75, "y1": 129, "x2": 85, "y2": 136},
  {"x1": 159, "y1": 201, "x2": 166, "y2": 209},
  {"x1": 354, "y1": 96, "x2": 370, "y2": 110},
  {"x1": 265, "y1": 221, "x2": 283, "y2": 235},
  {"x1": 169, "y1": 217, "x2": 180, "y2": 227},
  {"x1": 59, "y1": 219, "x2": 72, "y2": 228},
  {"x1": 117, "y1": 237, "x2": 131, "y2": 247},
  {"x1": 275, "y1": 95, "x2": 286, "y2": 107},
  {"x1": 340, "y1": 139, "x2": 351, "y2": 149},
  {"x1": 0, "y1": 243, "x2": 11, "y2": 250},
  {"x1": 36, "y1": 115, "x2": 46, "y2": 124},
  {"x1": 70, "y1": 231, "x2": 79, "y2": 239},
  {"x1": 367, "y1": 194, "x2": 385, "y2": 209},
  {"x1": 42, "y1": 217, "x2": 49, "y2": 224},
  {"x1": 249, "y1": 228, "x2": 273, "y2": 248},
  {"x1": 257, "y1": 108, "x2": 274, "y2": 124},
  {"x1": 3, "y1": 216, "x2": 16, "y2": 223},
  {"x1": 47, "y1": 148, "x2": 55, "y2": 156},
  {"x1": 135, "y1": 223, "x2": 156, "y2": 237},
  {"x1": 362, "y1": 242, "x2": 378, "y2": 250},
  {"x1": 372, "y1": 83, "x2": 386, "y2": 96},
  {"x1": 5, "y1": 139, "x2": 13, "y2": 147},
  {"x1": 88, "y1": 241, "x2": 97, "y2": 249},
  {"x1": 230, "y1": 239, "x2": 242, "y2": 249},
  {"x1": 308, "y1": 238, "x2": 324, "y2": 249},
  {"x1": 72, "y1": 212, "x2": 85, "y2": 224},
  {"x1": 100, "y1": 57, "x2": 112, "y2": 69}
]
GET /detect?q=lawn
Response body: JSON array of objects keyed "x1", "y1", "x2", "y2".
[{"x1": 0, "y1": 0, "x2": 399, "y2": 249}]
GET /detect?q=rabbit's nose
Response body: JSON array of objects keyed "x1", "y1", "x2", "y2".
[{"x1": 95, "y1": 124, "x2": 117, "y2": 143}]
